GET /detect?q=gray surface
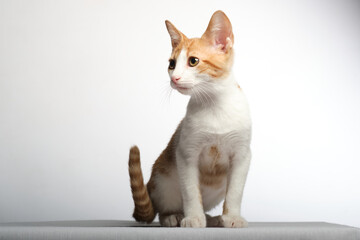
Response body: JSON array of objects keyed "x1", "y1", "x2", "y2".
[{"x1": 0, "y1": 221, "x2": 359, "y2": 240}]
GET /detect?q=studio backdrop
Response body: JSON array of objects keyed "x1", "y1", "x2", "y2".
[{"x1": 0, "y1": 0, "x2": 359, "y2": 228}]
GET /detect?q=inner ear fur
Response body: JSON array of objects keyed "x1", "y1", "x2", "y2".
[{"x1": 201, "y1": 10, "x2": 234, "y2": 53}]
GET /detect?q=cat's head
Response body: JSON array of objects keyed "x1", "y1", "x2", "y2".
[{"x1": 165, "y1": 10, "x2": 234, "y2": 96}]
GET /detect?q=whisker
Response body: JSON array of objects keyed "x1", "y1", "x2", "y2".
[
  {"x1": 192, "y1": 88, "x2": 200, "y2": 105},
  {"x1": 194, "y1": 87, "x2": 205, "y2": 106},
  {"x1": 197, "y1": 84, "x2": 215, "y2": 106},
  {"x1": 159, "y1": 82, "x2": 173, "y2": 106}
]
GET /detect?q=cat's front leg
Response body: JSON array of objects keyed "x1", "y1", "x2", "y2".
[
  {"x1": 176, "y1": 149, "x2": 206, "y2": 228},
  {"x1": 222, "y1": 147, "x2": 251, "y2": 228}
]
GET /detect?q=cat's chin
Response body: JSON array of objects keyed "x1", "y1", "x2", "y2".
[
  {"x1": 171, "y1": 82, "x2": 192, "y2": 95},
  {"x1": 176, "y1": 88, "x2": 192, "y2": 95}
]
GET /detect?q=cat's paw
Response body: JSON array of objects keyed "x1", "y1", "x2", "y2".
[
  {"x1": 180, "y1": 214, "x2": 206, "y2": 228},
  {"x1": 160, "y1": 214, "x2": 184, "y2": 227},
  {"x1": 221, "y1": 215, "x2": 248, "y2": 228}
]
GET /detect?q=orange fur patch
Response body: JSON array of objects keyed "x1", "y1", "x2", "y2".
[
  {"x1": 146, "y1": 121, "x2": 182, "y2": 214},
  {"x1": 148, "y1": 122, "x2": 181, "y2": 178},
  {"x1": 199, "y1": 145, "x2": 228, "y2": 188},
  {"x1": 222, "y1": 201, "x2": 229, "y2": 215},
  {"x1": 170, "y1": 37, "x2": 233, "y2": 79}
]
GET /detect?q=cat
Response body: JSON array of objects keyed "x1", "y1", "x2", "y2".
[{"x1": 128, "y1": 10, "x2": 251, "y2": 228}]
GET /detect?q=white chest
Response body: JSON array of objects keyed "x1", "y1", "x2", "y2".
[{"x1": 179, "y1": 87, "x2": 251, "y2": 151}]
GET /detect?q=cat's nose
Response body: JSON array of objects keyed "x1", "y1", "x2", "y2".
[{"x1": 171, "y1": 76, "x2": 181, "y2": 83}]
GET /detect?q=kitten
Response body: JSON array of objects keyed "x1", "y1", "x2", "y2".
[{"x1": 128, "y1": 10, "x2": 251, "y2": 228}]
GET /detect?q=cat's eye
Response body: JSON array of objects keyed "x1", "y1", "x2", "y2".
[
  {"x1": 189, "y1": 57, "x2": 199, "y2": 67},
  {"x1": 168, "y1": 59, "x2": 176, "y2": 70}
]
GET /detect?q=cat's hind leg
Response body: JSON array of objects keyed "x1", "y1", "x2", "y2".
[
  {"x1": 149, "y1": 169, "x2": 184, "y2": 227},
  {"x1": 159, "y1": 213, "x2": 184, "y2": 227},
  {"x1": 206, "y1": 214, "x2": 223, "y2": 227}
]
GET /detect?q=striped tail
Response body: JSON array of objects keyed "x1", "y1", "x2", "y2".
[{"x1": 128, "y1": 146, "x2": 155, "y2": 223}]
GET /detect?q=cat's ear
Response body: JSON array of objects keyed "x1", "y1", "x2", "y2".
[
  {"x1": 202, "y1": 10, "x2": 234, "y2": 53},
  {"x1": 165, "y1": 20, "x2": 186, "y2": 49}
]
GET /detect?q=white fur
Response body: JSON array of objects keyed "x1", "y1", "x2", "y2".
[
  {"x1": 162, "y1": 46, "x2": 252, "y2": 228},
  {"x1": 171, "y1": 50, "x2": 187, "y2": 80},
  {"x1": 152, "y1": 169, "x2": 182, "y2": 214},
  {"x1": 170, "y1": 50, "x2": 200, "y2": 93}
]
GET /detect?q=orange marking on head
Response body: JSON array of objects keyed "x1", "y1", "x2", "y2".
[
  {"x1": 170, "y1": 37, "x2": 233, "y2": 79},
  {"x1": 167, "y1": 11, "x2": 235, "y2": 80}
]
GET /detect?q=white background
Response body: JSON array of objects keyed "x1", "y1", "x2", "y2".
[{"x1": 1, "y1": 0, "x2": 359, "y2": 227}]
